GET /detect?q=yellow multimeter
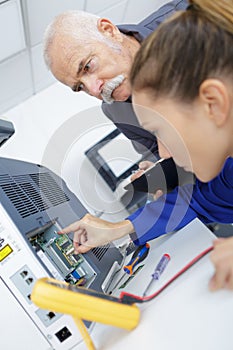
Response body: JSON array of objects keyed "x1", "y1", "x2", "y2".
[{"x1": 31, "y1": 277, "x2": 140, "y2": 349}]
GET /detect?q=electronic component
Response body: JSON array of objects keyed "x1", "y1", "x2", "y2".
[{"x1": 28, "y1": 220, "x2": 95, "y2": 287}]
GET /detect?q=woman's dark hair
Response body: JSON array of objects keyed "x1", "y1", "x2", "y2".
[{"x1": 130, "y1": 0, "x2": 233, "y2": 102}]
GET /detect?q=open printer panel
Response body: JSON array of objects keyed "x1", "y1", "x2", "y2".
[
  {"x1": 0, "y1": 157, "x2": 123, "y2": 292},
  {"x1": 0, "y1": 157, "x2": 124, "y2": 348}
]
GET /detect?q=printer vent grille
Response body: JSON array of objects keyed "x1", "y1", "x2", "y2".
[
  {"x1": 0, "y1": 176, "x2": 40, "y2": 218},
  {"x1": 91, "y1": 244, "x2": 110, "y2": 261},
  {"x1": 0, "y1": 172, "x2": 70, "y2": 218},
  {"x1": 30, "y1": 173, "x2": 70, "y2": 206}
]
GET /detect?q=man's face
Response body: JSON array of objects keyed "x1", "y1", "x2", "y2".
[{"x1": 49, "y1": 35, "x2": 135, "y2": 103}]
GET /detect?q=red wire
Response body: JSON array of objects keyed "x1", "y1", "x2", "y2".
[{"x1": 119, "y1": 245, "x2": 214, "y2": 303}]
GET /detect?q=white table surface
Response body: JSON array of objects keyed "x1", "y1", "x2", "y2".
[{"x1": 75, "y1": 219, "x2": 233, "y2": 350}]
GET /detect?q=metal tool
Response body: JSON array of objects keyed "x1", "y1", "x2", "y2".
[
  {"x1": 111, "y1": 243, "x2": 150, "y2": 292},
  {"x1": 143, "y1": 253, "x2": 171, "y2": 296}
]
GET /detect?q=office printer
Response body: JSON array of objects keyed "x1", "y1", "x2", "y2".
[{"x1": 0, "y1": 155, "x2": 123, "y2": 349}]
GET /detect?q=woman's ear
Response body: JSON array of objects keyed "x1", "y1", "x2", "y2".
[
  {"x1": 199, "y1": 79, "x2": 230, "y2": 127},
  {"x1": 97, "y1": 18, "x2": 122, "y2": 41}
]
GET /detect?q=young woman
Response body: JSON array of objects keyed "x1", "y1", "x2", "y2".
[{"x1": 130, "y1": 0, "x2": 233, "y2": 291}]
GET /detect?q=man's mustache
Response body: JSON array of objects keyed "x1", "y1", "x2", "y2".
[{"x1": 101, "y1": 75, "x2": 124, "y2": 104}]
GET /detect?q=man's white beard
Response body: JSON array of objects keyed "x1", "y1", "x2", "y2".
[{"x1": 101, "y1": 74, "x2": 125, "y2": 104}]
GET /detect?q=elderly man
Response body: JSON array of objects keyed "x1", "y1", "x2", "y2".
[{"x1": 43, "y1": 0, "x2": 188, "y2": 179}]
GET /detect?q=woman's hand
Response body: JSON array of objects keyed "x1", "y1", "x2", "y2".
[
  {"x1": 58, "y1": 214, "x2": 134, "y2": 254},
  {"x1": 209, "y1": 237, "x2": 233, "y2": 291}
]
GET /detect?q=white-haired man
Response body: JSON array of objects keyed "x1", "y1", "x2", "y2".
[{"x1": 43, "y1": 1, "x2": 188, "y2": 179}]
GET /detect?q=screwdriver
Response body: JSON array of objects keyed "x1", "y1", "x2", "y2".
[
  {"x1": 111, "y1": 243, "x2": 150, "y2": 292},
  {"x1": 143, "y1": 253, "x2": 171, "y2": 297},
  {"x1": 124, "y1": 243, "x2": 150, "y2": 275}
]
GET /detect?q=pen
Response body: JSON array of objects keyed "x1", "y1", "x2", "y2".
[{"x1": 143, "y1": 253, "x2": 170, "y2": 296}]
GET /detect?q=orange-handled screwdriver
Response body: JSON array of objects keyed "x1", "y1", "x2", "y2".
[
  {"x1": 123, "y1": 243, "x2": 150, "y2": 275},
  {"x1": 110, "y1": 243, "x2": 150, "y2": 292}
]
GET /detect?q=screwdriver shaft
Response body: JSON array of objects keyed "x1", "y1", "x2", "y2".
[
  {"x1": 143, "y1": 279, "x2": 154, "y2": 297},
  {"x1": 143, "y1": 253, "x2": 170, "y2": 297}
]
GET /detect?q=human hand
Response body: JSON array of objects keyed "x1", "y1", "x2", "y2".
[
  {"x1": 130, "y1": 160, "x2": 154, "y2": 181},
  {"x1": 209, "y1": 237, "x2": 233, "y2": 291},
  {"x1": 130, "y1": 161, "x2": 163, "y2": 200},
  {"x1": 58, "y1": 214, "x2": 134, "y2": 254}
]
